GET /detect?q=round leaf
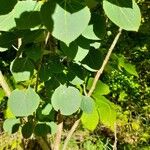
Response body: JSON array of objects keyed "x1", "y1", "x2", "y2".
[
  {"x1": 22, "y1": 122, "x2": 33, "y2": 139},
  {"x1": 81, "y1": 107, "x2": 99, "y2": 131},
  {"x1": 52, "y1": 5, "x2": 91, "y2": 45},
  {"x1": 95, "y1": 96, "x2": 117, "y2": 131},
  {"x1": 103, "y1": 0, "x2": 141, "y2": 31},
  {"x1": 80, "y1": 96, "x2": 95, "y2": 114},
  {"x1": 34, "y1": 123, "x2": 50, "y2": 136},
  {"x1": 3, "y1": 118, "x2": 20, "y2": 134},
  {"x1": 51, "y1": 85, "x2": 82, "y2": 115},
  {"x1": 8, "y1": 88, "x2": 40, "y2": 117}
]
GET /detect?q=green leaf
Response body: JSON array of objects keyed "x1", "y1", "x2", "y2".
[
  {"x1": 0, "y1": 47, "x2": 8, "y2": 52},
  {"x1": 67, "y1": 63, "x2": 85, "y2": 85},
  {"x1": 3, "y1": 118, "x2": 20, "y2": 134},
  {"x1": 0, "y1": 0, "x2": 39, "y2": 31},
  {"x1": 82, "y1": 13, "x2": 106, "y2": 40},
  {"x1": 95, "y1": 96, "x2": 116, "y2": 131},
  {"x1": 103, "y1": 0, "x2": 141, "y2": 31},
  {"x1": 42, "y1": 104, "x2": 52, "y2": 116},
  {"x1": 56, "y1": 0, "x2": 86, "y2": 13},
  {"x1": 80, "y1": 96, "x2": 95, "y2": 114},
  {"x1": 21, "y1": 29, "x2": 45, "y2": 44},
  {"x1": 76, "y1": 35, "x2": 92, "y2": 49},
  {"x1": 81, "y1": 107, "x2": 99, "y2": 131},
  {"x1": 36, "y1": 106, "x2": 55, "y2": 122},
  {"x1": 82, "y1": 25, "x2": 100, "y2": 40},
  {"x1": 118, "y1": 91, "x2": 127, "y2": 102},
  {"x1": 40, "y1": 0, "x2": 56, "y2": 32},
  {"x1": 61, "y1": 41, "x2": 89, "y2": 62},
  {"x1": 8, "y1": 88, "x2": 40, "y2": 117},
  {"x1": 52, "y1": 4, "x2": 91, "y2": 45},
  {"x1": 81, "y1": 48, "x2": 103, "y2": 72},
  {"x1": 39, "y1": 65, "x2": 52, "y2": 82},
  {"x1": 70, "y1": 76, "x2": 84, "y2": 86},
  {"x1": 51, "y1": 85, "x2": 82, "y2": 115},
  {"x1": 11, "y1": 58, "x2": 34, "y2": 82},
  {"x1": 34, "y1": 122, "x2": 57, "y2": 136},
  {"x1": 24, "y1": 45, "x2": 42, "y2": 62},
  {"x1": 0, "y1": 32, "x2": 18, "y2": 48},
  {"x1": 90, "y1": 42, "x2": 101, "y2": 49},
  {"x1": 16, "y1": 11, "x2": 41, "y2": 29},
  {"x1": 22, "y1": 122, "x2": 33, "y2": 139},
  {"x1": 4, "y1": 107, "x2": 15, "y2": 119},
  {"x1": 118, "y1": 55, "x2": 138, "y2": 77},
  {"x1": 87, "y1": 78, "x2": 110, "y2": 95},
  {"x1": 46, "y1": 122, "x2": 57, "y2": 134},
  {"x1": 45, "y1": 78, "x2": 60, "y2": 92},
  {"x1": 85, "y1": 0, "x2": 98, "y2": 8},
  {"x1": 0, "y1": 0, "x2": 17, "y2": 15},
  {"x1": 122, "y1": 63, "x2": 138, "y2": 77},
  {"x1": 0, "y1": 88, "x2": 5, "y2": 101},
  {"x1": 39, "y1": 60, "x2": 63, "y2": 81},
  {"x1": 34, "y1": 123, "x2": 50, "y2": 136}
]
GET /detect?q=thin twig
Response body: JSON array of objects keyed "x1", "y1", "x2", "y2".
[
  {"x1": 36, "y1": 136, "x2": 51, "y2": 150},
  {"x1": 62, "y1": 119, "x2": 80, "y2": 150},
  {"x1": 53, "y1": 113, "x2": 63, "y2": 150},
  {"x1": 83, "y1": 84, "x2": 88, "y2": 96},
  {"x1": 16, "y1": 38, "x2": 22, "y2": 58},
  {"x1": 62, "y1": 28, "x2": 122, "y2": 150},
  {"x1": 53, "y1": 122, "x2": 63, "y2": 150},
  {"x1": 0, "y1": 71, "x2": 11, "y2": 97},
  {"x1": 45, "y1": 32, "x2": 50, "y2": 46},
  {"x1": 88, "y1": 28, "x2": 122, "y2": 96},
  {"x1": 113, "y1": 123, "x2": 117, "y2": 150},
  {"x1": 18, "y1": 38, "x2": 22, "y2": 49}
]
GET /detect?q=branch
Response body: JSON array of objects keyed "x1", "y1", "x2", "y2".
[
  {"x1": 62, "y1": 119, "x2": 80, "y2": 150},
  {"x1": 0, "y1": 71, "x2": 11, "y2": 97},
  {"x1": 53, "y1": 122, "x2": 63, "y2": 150},
  {"x1": 53, "y1": 112, "x2": 63, "y2": 150},
  {"x1": 113, "y1": 123, "x2": 117, "y2": 150},
  {"x1": 36, "y1": 136, "x2": 52, "y2": 150},
  {"x1": 62, "y1": 28, "x2": 122, "y2": 150},
  {"x1": 88, "y1": 28, "x2": 122, "y2": 96}
]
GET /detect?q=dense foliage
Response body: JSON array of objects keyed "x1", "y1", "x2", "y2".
[{"x1": 0, "y1": 0, "x2": 149, "y2": 149}]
